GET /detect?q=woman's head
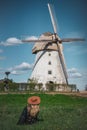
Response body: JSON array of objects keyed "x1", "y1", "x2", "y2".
[
  {"x1": 27, "y1": 96, "x2": 41, "y2": 105},
  {"x1": 27, "y1": 96, "x2": 41, "y2": 117}
]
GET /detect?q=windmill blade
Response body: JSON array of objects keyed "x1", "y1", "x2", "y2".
[
  {"x1": 48, "y1": 3, "x2": 58, "y2": 34},
  {"x1": 56, "y1": 43, "x2": 68, "y2": 84},
  {"x1": 22, "y1": 39, "x2": 53, "y2": 43},
  {"x1": 60, "y1": 38, "x2": 85, "y2": 43},
  {"x1": 32, "y1": 42, "x2": 52, "y2": 70},
  {"x1": 32, "y1": 50, "x2": 46, "y2": 71}
]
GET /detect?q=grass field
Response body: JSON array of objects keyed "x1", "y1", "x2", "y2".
[{"x1": 0, "y1": 93, "x2": 87, "y2": 130}]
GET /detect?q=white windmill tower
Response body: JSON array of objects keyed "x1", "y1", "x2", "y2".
[{"x1": 22, "y1": 3, "x2": 84, "y2": 90}]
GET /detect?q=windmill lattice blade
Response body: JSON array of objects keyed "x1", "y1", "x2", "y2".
[
  {"x1": 22, "y1": 39, "x2": 53, "y2": 43},
  {"x1": 56, "y1": 43, "x2": 68, "y2": 84},
  {"x1": 48, "y1": 3, "x2": 58, "y2": 34},
  {"x1": 61, "y1": 38, "x2": 85, "y2": 42}
]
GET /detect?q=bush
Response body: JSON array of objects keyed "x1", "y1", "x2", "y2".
[
  {"x1": 8, "y1": 83, "x2": 19, "y2": 91},
  {"x1": 0, "y1": 83, "x2": 4, "y2": 91}
]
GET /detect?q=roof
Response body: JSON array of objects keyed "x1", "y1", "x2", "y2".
[{"x1": 32, "y1": 32, "x2": 62, "y2": 54}]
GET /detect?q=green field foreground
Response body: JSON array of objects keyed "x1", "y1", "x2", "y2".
[{"x1": 0, "y1": 93, "x2": 87, "y2": 130}]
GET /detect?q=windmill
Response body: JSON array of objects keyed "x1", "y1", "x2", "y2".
[{"x1": 22, "y1": 3, "x2": 85, "y2": 90}]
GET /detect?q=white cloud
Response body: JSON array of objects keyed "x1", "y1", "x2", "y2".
[
  {"x1": 0, "y1": 36, "x2": 38, "y2": 46},
  {"x1": 68, "y1": 68, "x2": 77, "y2": 73},
  {"x1": 69, "y1": 72, "x2": 82, "y2": 78},
  {"x1": 0, "y1": 68, "x2": 4, "y2": 74},
  {"x1": 8, "y1": 62, "x2": 33, "y2": 75},
  {"x1": 68, "y1": 68, "x2": 82, "y2": 78},
  {"x1": 68, "y1": 68, "x2": 87, "y2": 90},
  {"x1": 14, "y1": 62, "x2": 32, "y2": 70},
  {"x1": 0, "y1": 37, "x2": 22, "y2": 46},
  {"x1": 25, "y1": 36, "x2": 38, "y2": 41},
  {"x1": 7, "y1": 37, "x2": 21, "y2": 44},
  {"x1": 0, "y1": 62, "x2": 33, "y2": 75},
  {"x1": 11, "y1": 70, "x2": 26, "y2": 75},
  {"x1": 0, "y1": 71, "x2": 4, "y2": 74},
  {"x1": 0, "y1": 49, "x2": 3, "y2": 53}
]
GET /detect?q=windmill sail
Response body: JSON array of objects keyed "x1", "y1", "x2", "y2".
[
  {"x1": 22, "y1": 3, "x2": 85, "y2": 91},
  {"x1": 57, "y1": 43, "x2": 68, "y2": 84},
  {"x1": 48, "y1": 3, "x2": 58, "y2": 34},
  {"x1": 48, "y1": 3, "x2": 68, "y2": 84}
]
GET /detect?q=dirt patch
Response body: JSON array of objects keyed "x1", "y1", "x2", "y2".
[
  {"x1": 75, "y1": 91, "x2": 87, "y2": 97},
  {"x1": 0, "y1": 91, "x2": 87, "y2": 97},
  {"x1": 45, "y1": 91, "x2": 87, "y2": 97}
]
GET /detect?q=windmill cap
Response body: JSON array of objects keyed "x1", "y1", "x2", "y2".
[{"x1": 27, "y1": 96, "x2": 41, "y2": 105}]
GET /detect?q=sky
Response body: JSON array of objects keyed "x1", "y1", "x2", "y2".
[{"x1": 0, "y1": 0, "x2": 87, "y2": 90}]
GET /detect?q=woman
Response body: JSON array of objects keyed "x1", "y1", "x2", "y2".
[{"x1": 17, "y1": 96, "x2": 41, "y2": 125}]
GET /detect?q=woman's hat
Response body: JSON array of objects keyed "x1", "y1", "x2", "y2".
[{"x1": 27, "y1": 96, "x2": 41, "y2": 105}]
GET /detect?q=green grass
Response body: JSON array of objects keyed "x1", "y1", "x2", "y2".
[{"x1": 0, "y1": 93, "x2": 87, "y2": 130}]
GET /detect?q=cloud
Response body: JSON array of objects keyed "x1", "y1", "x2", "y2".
[
  {"x1": 0, "y1": 36, "x2": 38, "y2": 46},
  {"x1": 0, "y1": 62, "x2": 33, "y2": 75},
  {"x1": 68, "y1": 68, "x2": 77, "y2": 73},
  {"x1": 68, "y1": 68, "x2": 82, "y2": 78},
  {"x1": 0, "y1": 71, "x2": 4, "y2": 74},
  {"x1": 69, "y1": 72, "x2": 82, "y2": 78},
  {"x1": 11, "y1": 70, "x2": 26, "y2": 75},
  {"x1": 24, "y1": 36, "x2": 38, "y2": 41},
  {"x1": 68, "y1": 68, "x2": 87, "y2": 90},
  {"x1": 6, "y1": 37, "x2": 22, "y2": 44},
  {"x1": 0, "y1": 49, "x2": 3, "y2": 53},
  {"x1": 0, "y1": 68, "x2": 4, "y2": 74},
  {"x1": 0, "y1": 68, "x2": 3, "y2": 71},
  {"x1": 0, "y1": 37, "x2": 22, "y2": 46},
  {"x1": 13, "y1": 62, "x2": 32, "y2": 70},
  {"x1": 8, "y1": 62, "x2": 33, "y2": 75}
]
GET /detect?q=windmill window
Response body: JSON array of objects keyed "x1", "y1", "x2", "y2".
[
  {"x1": 48, "y1": 61, "x2": 51, "y2": 65},
  {"x1": 48, "y1": 70, "x2": 52, "y2": 74},
  {"x1": 48, "y1": 53, "x2": 51, "y2": 56}
]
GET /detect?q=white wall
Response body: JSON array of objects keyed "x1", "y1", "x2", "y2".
[{"x1": 30, "y1": 50, "x2": 67, "y2": 86}]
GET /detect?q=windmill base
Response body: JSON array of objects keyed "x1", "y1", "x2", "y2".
[
  {"x1": 27, "y1": 79, "x2": 77, "y2": 92},
  {"x1": 41, "y1": 83, "x2": 77, "y2": 92}
]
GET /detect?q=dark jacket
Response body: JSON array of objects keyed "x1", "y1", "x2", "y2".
[{"x1": 17, "y1": 106, "x2": 39, "y2": 125}]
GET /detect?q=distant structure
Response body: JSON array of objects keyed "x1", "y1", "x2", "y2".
[
  {"x1": 30, "y1": 32, "x2": 68, "y2": 89},
  {"x1": 5, "y1": 71, "x2": 10, "y2": 79},
  {"x1": 23, "y1": 3, "x2": 84, "y2": 90}
]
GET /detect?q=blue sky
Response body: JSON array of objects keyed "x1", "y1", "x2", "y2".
[{"x1": 0, "y1": 0, "x2": 87, "y2": 90}]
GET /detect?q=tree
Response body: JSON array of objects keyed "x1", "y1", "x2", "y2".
[
  {"x1": 28, "y1": 78, "x2": 37, "y2": 91},
  {"x1": 38, "y1": 83, "x2": 43, "y2": 91}
]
